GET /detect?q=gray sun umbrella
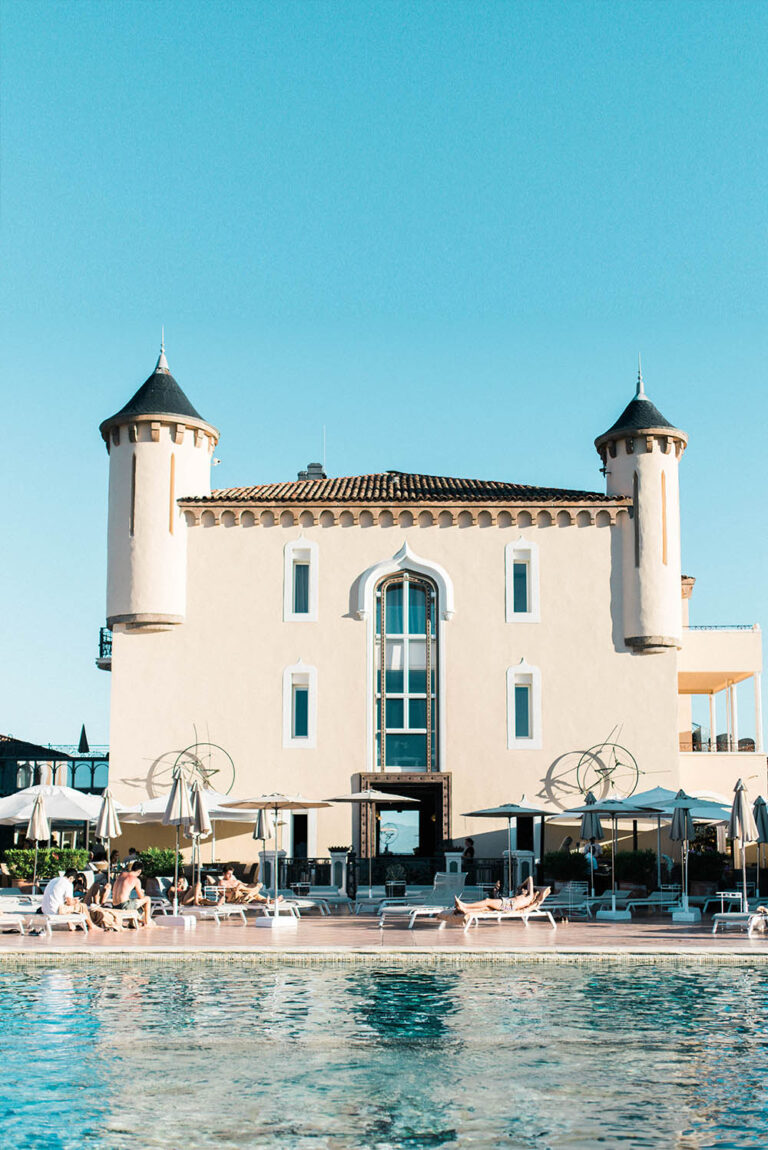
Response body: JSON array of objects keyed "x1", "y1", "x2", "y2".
[
  {"x1": 753, "y1": 796, "x2": 768, "y2": 899},
  {"x1": 579, "y1": 792, "x2": 604, "y2": 899},
  {"x1": 26, "y1": 793, "x2": 50, "y2": 892},
  {"x1": 188, "y1": 782, "x2": 212, "y2": 888},
  {"x1": 463, "y1": 796, "x2": 558, "y2": 895},
  {"x1": 729, "y1": 778, "x2": 758, "y2": 910},
  {"x1": 252, "y1": 808, "x2": 276, "y2": 885},
  {"x1": 162, "y1": 774, "x2": 194, "y2": 913},
  {"x1": 326, "y1": 789, "x2": 418, "y2": 897},
  {"x1": 668, "y1": 791, "x2": 696, "y2": 916},
  {"x1": 562, "y1": 794, "x2": 656, "y2": 918},
  {"x1": 95, "y1": 788, "x2": 122, "y2": 885},
  {"x1": 221, "y1": 794, "x2": 331, "y2": 911}
]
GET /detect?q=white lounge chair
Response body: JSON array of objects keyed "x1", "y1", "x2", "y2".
[
  {"x1": 0, "y1": 913, "x2": 25, "y2": 934},
  {"x1": 712, "y1": 910, "x2": 768, "y2": 937},
  {"x1": 462, "y1": 905, "x2": 557, "y2": 932},
  {"x1": 378, "y1": 873, "x2": 467, "y2": 928}
]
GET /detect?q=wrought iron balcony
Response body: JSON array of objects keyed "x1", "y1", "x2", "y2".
[{"x1": 96, "y1": 627, "x2": 112, "y2": 671}]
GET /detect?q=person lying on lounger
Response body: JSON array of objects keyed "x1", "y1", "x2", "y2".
[{"x1": 454, "y1": 876, "x2": 550, "y2": 915}]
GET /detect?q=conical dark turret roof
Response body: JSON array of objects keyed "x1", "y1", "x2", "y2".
[
  {"x1": 100, "y1": 344, "x2": 207, "y2": 434},
  {"x1": 595, "y1": 364, "x2": 682, "y2": 447}
]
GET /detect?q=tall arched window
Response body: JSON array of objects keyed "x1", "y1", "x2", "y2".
[{"x1": 375, "y1": 572, "x2": 438, "y2": 770}]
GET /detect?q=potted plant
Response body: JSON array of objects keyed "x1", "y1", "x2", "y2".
[{"x1": 385, "y1": 863, "x2": 407, "y2": 898}]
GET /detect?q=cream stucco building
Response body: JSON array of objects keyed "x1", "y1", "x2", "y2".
[{"x1": 98, "y1": 347, "x2": 764, "y2": 865}]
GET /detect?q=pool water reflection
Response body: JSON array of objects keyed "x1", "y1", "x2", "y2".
[{"x1": 1, "y1": 961, "x2": 767, "y2": 1148}]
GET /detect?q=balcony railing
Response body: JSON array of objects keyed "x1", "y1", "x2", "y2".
[
  {"x1": 679, "y1": 736, "x2": 758, "y2": 753},
  {"x1": 96, "y1": 627, "x2": 112, "y2": 670},
  {"x1": 685, "y1": 625, "x2": 758, "y2": 631}
]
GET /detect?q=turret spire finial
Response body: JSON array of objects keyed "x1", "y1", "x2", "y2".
[
  {"x1": 636, "y1": 354, "x2": 646, "y2": 399},
  {"x1": 156, "y1": 327, "x2": 169, "y2": 374}
]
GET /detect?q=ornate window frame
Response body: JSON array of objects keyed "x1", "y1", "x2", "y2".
[{"x1": 355, "y1": 543, "x2": 454, "y2": 773}]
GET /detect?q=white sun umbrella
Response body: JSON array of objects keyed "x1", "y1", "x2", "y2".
[
  {"x1": 26, "y1": 793, "x2": 50, "y2": 891},
  {"x1": 325, "y1": 789, "x2": 418, "y2": 897},
  {"x1": 729, "y1": 778, "x2": 759, "y2": 911},
  {"x1": 162, "y1": 775, "x2": 194, "y2": 913},
  {"x1": 95, "y1": 789, "x2": 122, "y2": 884},
  {"x1": 627, "y1": 786, "x2": 681, "y2": 891},
  {"x1": 753, "y1": 796, "x2": 768, "y2": 899},
  {"x1": 221, "y1": 794, "x2": 331, "y2": 909},
  {"x1": 463, "y1": 796, "x2": 558, "y2": 896},
  {"x1": 579, "y1": 792, "x2": 604, "y2": 899},
  {"x1": 0, "y1": 784, "x2": 105, "y2": 824},
  {"x1": 668, "y1": 792, "x2": 696, "y2": 916}
]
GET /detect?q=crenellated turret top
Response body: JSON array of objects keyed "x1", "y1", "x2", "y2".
[
  {"x1": 595, "y1": 361, "x2": 686, "y2": 454},
  {"x1": 100, "y1": 340, "x2": 213, "y2": 441}
]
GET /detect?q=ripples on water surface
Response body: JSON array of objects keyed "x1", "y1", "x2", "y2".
[{"x1": 1, "y1": 961, "x2": 767, "y2": 1148}]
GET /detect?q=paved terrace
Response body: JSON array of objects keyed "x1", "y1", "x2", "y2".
[{"x1": 1, "y1": 915, "x2": 768, "y2": 960}]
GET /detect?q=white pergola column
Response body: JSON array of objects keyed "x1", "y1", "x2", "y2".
[
  {"x1": 725, "y1": 683, "x2": 732, "y2": 751},
  {"x1": 755, "y1": 672, "x2": 764, "y2": 753},
  {"x1": 709, "y1": 694, "x2": 717, "y2": 752},
  {"x1": 731, "y1": 683, "x2": 739, "y2": 749}
]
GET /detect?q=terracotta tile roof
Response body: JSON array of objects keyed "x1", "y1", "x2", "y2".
[{"x1": 185, "y1": 471, "x2": 625, "y2": 505}]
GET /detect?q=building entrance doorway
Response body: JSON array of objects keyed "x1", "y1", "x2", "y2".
[{"x1": 359, "y1": 773, "x2": 451, "y2": 858}]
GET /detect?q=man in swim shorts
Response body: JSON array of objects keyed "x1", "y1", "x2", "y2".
[{"x1": 111, "y1": 862, "x2": 155, "y2": 927}]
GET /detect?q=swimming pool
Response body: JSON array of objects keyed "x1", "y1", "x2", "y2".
[{"x1": 1, "y1": 959, "x2": 766, "y2": 1148}]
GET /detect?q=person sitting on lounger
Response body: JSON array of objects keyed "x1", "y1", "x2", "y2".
[
  {"x1": 218, "y1": 867, "x2": 283, "y2": 905},
  {"x1": 40, "y1": 869, "x2": 105, "y2": 931},
  {"x1": 167, "y1": 876, "x2": 212, "y2": 906},
  {"x1": 111, "y1": 863, "x2": 155, "y2": 927},
  {"x1": 454, "y1": 876, "x2": 550, "y2": 915}
]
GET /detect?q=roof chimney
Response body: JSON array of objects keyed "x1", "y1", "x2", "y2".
[{"x1": 297, "y1": 462, "x2": 327, "y2": 481}]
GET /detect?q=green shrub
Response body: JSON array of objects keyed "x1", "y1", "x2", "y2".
[
  {"x1": 542, "y1": 850, "x2": 588, "y2": 882},
  {"x1": 138, "y1": 847, "x2": 182, "y2": 878},
  {"x1": 688, "y1": 851, "x2": 728, "y2": 883},
  {"x1": 3, "y1": 848, "x2": 89, "y2": 881},
  {"x1": 614, "y1": 850, "x2": 657, "y2": 889}
]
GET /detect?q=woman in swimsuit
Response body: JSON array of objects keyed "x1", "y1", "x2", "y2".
[{"x1": 454, "y1": 876, "x2": 548, "y2": 914}]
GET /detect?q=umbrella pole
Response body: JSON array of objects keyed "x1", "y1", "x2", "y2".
[
  {"x1": 507, "y1": 819, "x2": 513, "y2": 895},
  {"x1": 274, "y1": 804, "x2": 279, "y2": 917},
  {"x1": 656, "y1": 817, "x2": 662, "y2": 891},
  {"x1": 33, "y1": 842, "x2": 39, "y2": 892},
  {"x1": 742, "y1": 838, "x2": 748, "y2": 910},
  {"x1": 368, "y1": 801, "x2": 373, "y2": 897},
  {"x1": 611, "y1": 816, "x2": 617, "y2": 914},
  {"x1": 682, "y1": 838, "x2": 689, "y2": 913},
  {"x1": 173, "y1": 825, "x2": 179, "y2": 915}
]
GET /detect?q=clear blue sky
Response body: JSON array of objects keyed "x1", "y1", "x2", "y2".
[{"x1": 0, "y1": 1, "x2": 765, "y2": 746}]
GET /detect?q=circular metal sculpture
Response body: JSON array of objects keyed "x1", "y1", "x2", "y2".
[
  {"x1": 575, "y1": 742, "x2": 640, "y2": 800},
  {"x1": 148, "y1": 742, "x2": 236, "y2": 796}
]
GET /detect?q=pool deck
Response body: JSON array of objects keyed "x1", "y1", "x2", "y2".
[{"x1": 1, "y1": 914, "x2": 768, "y2": 961}]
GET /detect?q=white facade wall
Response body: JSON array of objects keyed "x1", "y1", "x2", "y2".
[{"x1": 107, "y1": 513, "x2": 681, "y2": 858}]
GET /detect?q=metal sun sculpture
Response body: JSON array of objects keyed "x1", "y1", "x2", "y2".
[
  {"x1": 147, "y1": 742, "x2": 236, "y2": 796},
  {"x1": 539, "y1": 727, "x2": 641, "y2": 810},
  {"x1": 575, "y1": 742, "x2": 640, "y2": 800}
]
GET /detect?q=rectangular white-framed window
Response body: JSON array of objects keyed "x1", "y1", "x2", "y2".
[
  {"x1": 505, "y1": 538, "x2": 540, "y2": 623},
  {"x1": 283, "y1": 661, "x2": 317, "y2": 748},
  {"x1": 506, "y1": 661, "x2": 542, "y2": 749},
  {"x1": 284, "y1": 537, "x2": 319, "y2": 621}
]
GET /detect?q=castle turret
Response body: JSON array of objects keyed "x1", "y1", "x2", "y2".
[
  {"x1": 595, "y1": 364, "x2": 687, "y2": 654},
  {"x1": 99, "y1": 342, "x2": 219, "y2": 631}
]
